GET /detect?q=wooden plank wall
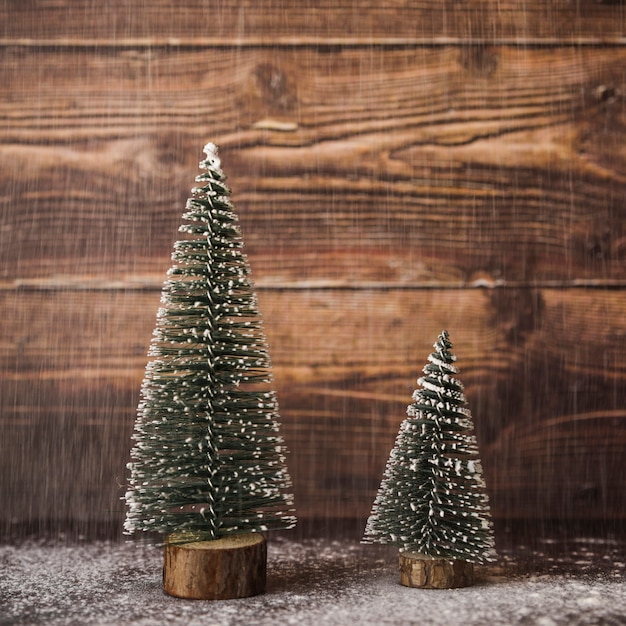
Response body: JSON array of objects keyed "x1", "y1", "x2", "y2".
[{"x1": 1, "y1": 1, "x2": 625, "y2": 537}]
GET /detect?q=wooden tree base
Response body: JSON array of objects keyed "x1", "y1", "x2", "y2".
[
  {"x1": 163, "y1": 532, "x2": 266, "y2": 600},
  {"x1": 398, "y1": 552, "x2": 474, "y2": 589}
]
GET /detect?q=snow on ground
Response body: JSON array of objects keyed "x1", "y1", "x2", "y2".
[{"x1": 1, "y1": 537, "x2": 625, "y2": 625}]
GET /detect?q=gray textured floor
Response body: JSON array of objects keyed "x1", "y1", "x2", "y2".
[{"x1": 1, "y1": 536, "x2": 625, "y2": 625}]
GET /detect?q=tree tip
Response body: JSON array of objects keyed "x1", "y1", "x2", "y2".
[{"x1": 202, "y1": 142, "x2": 221, "y2": 169}]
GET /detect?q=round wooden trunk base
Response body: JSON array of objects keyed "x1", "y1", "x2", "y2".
[
  {"x1": 163, "y1": 532, "x2": 267, "y2": 600},
  {"x1": 398, "y1": 553, "x2": 474, "y2": 589}
]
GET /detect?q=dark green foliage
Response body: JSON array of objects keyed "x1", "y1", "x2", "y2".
[
  {"x1": 363, "y1": 331, "x2": 495, "y2": 563},
  {"x1": 124, "y1": 144, "x2": 295, "y2": 541}
]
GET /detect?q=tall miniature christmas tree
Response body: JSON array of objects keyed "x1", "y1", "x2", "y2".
[
  {"x1": 124, "y1": 143, "x2": 296, "y2": 599},
  {"x1": 363, "y1": 330, "x2": 495, "y2": 588}
]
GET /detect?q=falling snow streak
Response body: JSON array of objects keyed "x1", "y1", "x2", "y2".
[
  {"x1": 363, "y1": 330, "x2": 496, "y2": 563},
  {"x1": 124, "y1": 143, "x2": 296, "y2": 542}
]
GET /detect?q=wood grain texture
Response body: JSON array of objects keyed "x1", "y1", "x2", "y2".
[
  {"x1": 1, "y1": 46, "x2": 625, "y2": 285},
  {"x1": 2, "y1": 1, "x2": 625, "y2": 44},
  {"x1": 1, "y1": 288, "x2": 624, "y2": 526},
  {"x1": 163, "y1": 533, "x2": 266, "y2": 600},
  {"x1": 1, "y1": 2, "x2": 625, "y2": 534},
  {"x1": 399, "y1": 554, "x2": 474, "y2": 589}
]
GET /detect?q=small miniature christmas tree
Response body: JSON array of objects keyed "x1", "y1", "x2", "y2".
[
  {"x1": 124, "y1": 143, "x2": 295, "y2": 599},
  {"x1": 363, "y1": 330, "x2": 495, "y2": 588}
]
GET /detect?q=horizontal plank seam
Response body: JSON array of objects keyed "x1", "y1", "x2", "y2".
[
  {"x1": 4, "y1": 280, "x2": 626, "y2": 292},
  {"x1": 1, "y1": 37, "x2": 626, "y2": 49}
]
